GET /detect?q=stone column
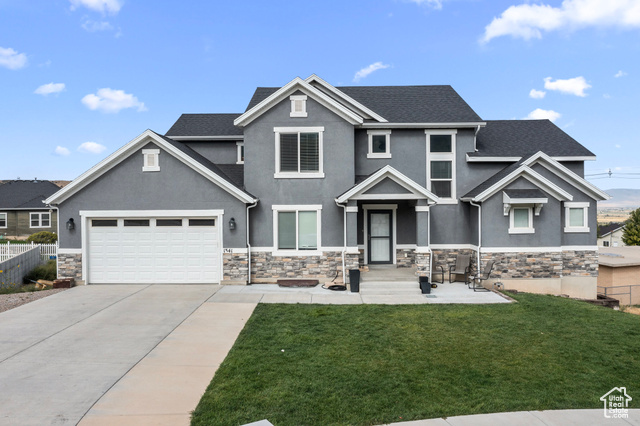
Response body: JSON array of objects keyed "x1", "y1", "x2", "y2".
[{"x1": 415, "y1": 202, "x2": 430, "y2": 277}]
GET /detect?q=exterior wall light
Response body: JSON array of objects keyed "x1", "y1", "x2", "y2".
[
  {"x1": 229, "y1": 217, "x2": 236, "y2": 230},
  {"x1": 66, "y1": 218, "x2": 75, "y2": 231}
]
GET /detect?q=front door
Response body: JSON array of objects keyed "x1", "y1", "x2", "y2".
[{"x1": 368, "y1": 210, "x2": 392, "y2": 264}]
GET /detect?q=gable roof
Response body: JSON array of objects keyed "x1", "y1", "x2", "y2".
[
  {"x1": 45, "y1": 130, "x2": 256, "y2": 205},
  {"x1": 165, "y1": 113, "x2": 243, "y2": 139},
  {"x1": 599, "y1": 223, "x2": 624, "y2": 237},
  {"x1": 0, "y1": 180, "x2": 61, "y2": 209},
  {"x1": 468, "y1": 120, "x2": 596, "y2": 160}
]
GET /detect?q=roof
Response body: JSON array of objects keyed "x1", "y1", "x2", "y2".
[
  {"x1": 165, "y1": 113, "x2": 243, "y2": 137},
  {"x1": 470, "y1": 120, "x2": 595, "y2": 159},
  {"x1": 599, "y1": 223, "x2": 625, "y2": 237},
  {"x1": 245, "y1": 85, "x2": 483, "y2": 123},
  {"x1": 0, "y1": 180, "x2": 61, "y2": 209},
  {"x1": 462, "y1": 161, "x2": 524, "y2": 199}
]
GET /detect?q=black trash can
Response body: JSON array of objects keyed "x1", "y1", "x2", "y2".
[
  {"x1": 349, "y1": 269, "x2": 360, "y2": 293},
  {"x1": 419, "y1": 276, "x2": 431, "y2": 294}
]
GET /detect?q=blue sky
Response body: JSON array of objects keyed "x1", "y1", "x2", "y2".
[{"x1": 1, "y1": 0, "x2": 639, "y2": 190}]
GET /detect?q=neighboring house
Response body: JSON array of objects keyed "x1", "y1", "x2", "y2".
[
  {"x1": 0, "y1": 180, "x2": 60, "y2": 239},
  {"x1": 45, "y1": 75, "x2": 609, "y2": 298},
  {"x1": 598, "y1": 223, "x2": 625, "y2": 247},
  {"x1": 598, "y1": 246, "x2": 640, "y2": 305}
]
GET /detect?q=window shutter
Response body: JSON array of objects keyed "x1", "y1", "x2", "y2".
[{"x1": 280, "y1": 134, "x2": 298, "y2": 172}]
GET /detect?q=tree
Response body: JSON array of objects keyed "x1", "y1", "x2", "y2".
[{"x1": 622, "y1": 207, "x2": 640, "y2": 246}]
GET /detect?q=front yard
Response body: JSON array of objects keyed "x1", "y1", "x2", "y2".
[{"x1": 192, "y1": 292, "x2": 640, "y2": 426}]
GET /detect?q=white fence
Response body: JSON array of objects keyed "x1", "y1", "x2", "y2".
[{"x1": 0, "y1": 242, "x2": 58, "y2": 263}]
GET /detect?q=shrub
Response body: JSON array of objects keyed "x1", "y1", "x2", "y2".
[
  {"x1": 26, "y1": 231, "x2": 58, "y2": 244},
  {"x1": 23, "y1": 260, "x2": 57, "y2": 283}
]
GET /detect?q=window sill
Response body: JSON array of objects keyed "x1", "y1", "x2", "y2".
[
  {"x1": 236, "y1": 161, "x2": 244, "y2": 165},
  {"x1": 367, "y1": 153, "x2": 392, "y2": 159},
  {"x1": 274, "y1": 172, "x2": 325, "y2": 179},
  {"x1": 564, "y1": 227, "x2": 590, "y2": 233},
  {"x1": 273, "y1": 249, "x2": 321, "y2": 257},
  {"x1": 142, "y1": 166, "x2": 160, "y2": 172},
  {"x1": 30, "y1": 226, "x2": 51, "y2": 229},
  {"x1": 290, "y1": 112, "x2": 308, "y2": 118},
  {"x1": 435, "y1": 199, "x2": 458, "y2": 205},
  {"x1": 508, "y1": 228, "x2": 535, "y2": 234}
]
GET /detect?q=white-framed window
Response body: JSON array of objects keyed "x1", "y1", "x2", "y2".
[
  {"x1": 603, "y1": 240, "x2": 610, "y2": 247},
  {"x1": 30, "y1": 212, "x2": 51, "y2": 228},
  {"x1": 0, "y1": 212, "x2": 6, "y2": 228},
  {"x1": 142, "y1": 149, "x2": 160, "y2": 172},
  {"x1": 367, "y1": 130, "x2": 392, "y2": 159},
  {"x1": 426, "y1": 130, "x2": 457, "y2": 203},
  {"x1": 236, "y1": 142, "x2": 245, "y2": 164},
  {"x1": 272, "y1": 205, "x2": 322, "y2": 254},
  {"x1": 564, "y1": 202, "x2": 590, "y2": 233},
  {"x1": 290, "y1": 95, "x2": 308, "y2": 117},
  {"x1": 509, "y1": 207, "x2": 534, "y2": 234},
  {"x1": 274, "y1": 126, "x2": 324, "y2": 179}
]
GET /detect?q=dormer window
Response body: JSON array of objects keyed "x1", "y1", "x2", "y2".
[
  {"x1": 142, "y1": 149, "x2": 160, "y2": 172},
  {"x1": 367, "y1": 130, "x2": 392, "y2": 159},
  {"x1": 290, "y1": 95, "x2": 307, "y2": 117}
]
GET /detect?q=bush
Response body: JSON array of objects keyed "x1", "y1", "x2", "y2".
[
  {"x1": 26, "y1": 231, "x2": 58, "y2": 244},
  {"x1": 23, "y1": 260, "x2": 57, "y2": 283}
]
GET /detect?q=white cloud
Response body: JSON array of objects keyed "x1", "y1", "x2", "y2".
[
  {"x1": 82, "y1": 19, "x2": 114, "y2": 32},
  {"x1": 81, "y1": 88, "x2": 147, "y2": 113},
  {"x1": 0, "y1": 47, "x2": 27, "y2": 70},
  {"x1": 406, "y1": 0, "x2": 444, "y2": 10},
  {"x1": 78, "y1": 142, "x2": 106, "y2": 154},
  {"x1": 54, "y1": 146, "x2": 71, "y2": 156},
  {"x1": 34, "y1": 82, "x2": 66, "y2": 96},
  {"x1": 69, "y1": 0, "x2": 123, "y2": 14},
  {"x1": 526, "y1": 108, "x2": 561, "y2": 122},
  {"x1": 615, "y1": 144, "x2": 621, "y2": 148},
  {"x1": 481, "y1": 0, "x2": 640, "y2": 43},
  {"x1": 543, "y1": 76, "x2": 591, "y2": 97},
  {"x1": 529, "y1": 89, "x2": 546, "y2": 99},
  {"x1": 614, "y1": 70, "x2": 627, "y2": 78},
  {"x1": 353, "y1": 62, "x2": 390, "y2": 82},
  {"x1": 603, "y1": 93, "x2": 611, "y2": 99}
]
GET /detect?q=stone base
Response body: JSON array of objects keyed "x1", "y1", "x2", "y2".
[
  {"x1": 223, "y1": 252, "x2": 248, "y2": 284},
  {"x1": 58, "y1": 253, "x2": 82, "y2": 282},
  {"x1": 251, "y1": 251, "x2": 344, "y2": 284},
  {"x1": 432, "y1": 248, "x2": 478, "y2": 280}
]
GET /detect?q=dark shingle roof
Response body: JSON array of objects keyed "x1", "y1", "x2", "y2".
[
  {"x1": 0, "y1": 180, "x2": 61, "y2": 209},
  {"x1": 599, "y1": 223, "x2": 625, "y2": 237},
  {"x1": 165, "y1": 113, "x2": 243, "y2": 137},
  {"x1": 471, "y1": 120, "x2": 595, "y2": 158},
  {"x1": 216, "y1": 164, "x2": 244, "y2": 188},
  {"x1": 245, "y1": 85, "x2": 483, "y2": 123},
  {"x1": 462, "y1": 161, "x2": 525, "y2": 199},
  {"x1": 503, "y1": 189, "x2": 547, "y2": 199}
]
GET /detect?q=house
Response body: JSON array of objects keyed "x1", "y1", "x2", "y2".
[
  {"x1": 598, "y1": 246, "x2": 640, "y2": 305},
  {"x1": 45, "y1": 75, "x2": 609, "y2": 298},
  {"x1": 0, "y1": 180, "x2": 60, "y2": 240},
  {"x1": 598, "y1": 223, "x2": 625, "y2": 247}
]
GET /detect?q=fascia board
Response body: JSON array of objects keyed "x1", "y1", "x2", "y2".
[
  {"x1": 474, "y1": 166, "x2": 572, "y2": 202},
  {"x1": 305, "y1": 74, "x2": 388, "y2": 123},
  {"x1": 169, "y1": 135, "x2": 244, "y2": 141},
  {"x1": 234, "y1": 78, "x2": 363, "y2": 127},
  {"x1": 466, "y1": 154, "x2": 522, "y2": 162},
  {"x1": 361, "y1": 122, "x2": 486, "y2": 129}
]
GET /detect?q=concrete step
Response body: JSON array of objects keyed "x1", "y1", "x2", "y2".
[
  {"x1": 359, "y1": 281, "x2": 418, "y2": 288},
  {"x1": 359, "y1": 288, "x2": 422, "y2": 296}
]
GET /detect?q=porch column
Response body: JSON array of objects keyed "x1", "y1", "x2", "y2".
[
  {"x1": 345, "y1": 201, "x2": 360, "y2": 275},
  {"x1": 415, "y1": 201, "x2": 430, "y2": 277}
]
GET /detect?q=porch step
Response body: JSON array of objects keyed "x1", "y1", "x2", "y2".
[
  {"x1": 361, "y1": 267, "x2": 417, "y2": 282},
  {"x1": 359, "y1": 281, "x2": 421, "y2": 296}
]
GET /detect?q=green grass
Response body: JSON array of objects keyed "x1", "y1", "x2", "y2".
[{"x1": 192, "y1": 293, "x2": 640, "y2": 426}]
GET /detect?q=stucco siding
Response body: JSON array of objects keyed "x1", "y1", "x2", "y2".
[{"x1": 185, "y1": 141, "x2": 239, "y2": 164}]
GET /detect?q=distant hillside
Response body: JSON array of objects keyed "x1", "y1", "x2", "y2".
[{"x1": 599, "y1": 188, "x2": 640, "y2": 209}]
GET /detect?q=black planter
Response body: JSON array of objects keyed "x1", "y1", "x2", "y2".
[
  {"x1": 349, "y1": 269, "x2": 360, "y2": 293},
  {"x1": 419, "y1": 276, "x2": 431, "y2": 294}
]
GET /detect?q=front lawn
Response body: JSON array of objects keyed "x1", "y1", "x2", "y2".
[{"x1": 192, "y1": 293, "x2": 640, "y2": 426}]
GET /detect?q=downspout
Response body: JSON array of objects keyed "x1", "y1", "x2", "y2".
[
  {"x1": 246, "y1": 201, "x2": 258, "y2": 284},
  {"x1": 427, "y1": 204, "x2": 433, "y2": 283},
  {"x1": 335, "y1": 200, "x2": 347, "y2": 285},
  {"x1": 469, "y1": 200, "x2": 482, "y2": 273},
  {"x1": 473, "y1": 125, "x2": 481, "y2": 152}
]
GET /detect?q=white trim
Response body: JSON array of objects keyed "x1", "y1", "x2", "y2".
[
  {"x1": 272, "y1": 205, "x2": 322, "y2": 254},
  {"x1": 363, "y1": 204, "x2": 397, "y2": 265},
  {"x1": 466, "y1": 154, "x2": 522, "y2": 162},
  {"x1": 563, "y1": 245, "x2": 598, "y2": 251},
  {"x1": 430, "y1": 244, "x2": 479, "y2": 251},
  {"x1": 274, "y1": 127, "x2": 324, "y2": 179},
  {"x1": 361, "y1": 122, "x2": 486, "y2": 129},
  {"x1": 0, "y1": 212, "x2": 6, "y2": 228},
  {"x1": 79, "y1": 209, "x2": 225, "y2": 218},
  {"x1": 471, "y1": 165, "x2": 573, "y2": 202},
  {"x1": 551, "y1": 156, "x2": 597, "y2": 161},
  {"x1": 272, "y1": 204, "x2": 323, "y2": 211},
  {"x1": 346, "y1": 206, "x2": 358, "y2": 213},
  {"x1": 354, "y1": 194, "x2": 429, "y2": 200},
  {"x1": 58, "y1": 248, "x2": 82, "y2": 254},
  {"x1": 226, "y1": 248, "x2": 248, "y2": 254},
  {"x1": 345, "y1": 247, "x2": 360, "y2": 254},
  {"x1": 236, "y1": 142, "x2": 244, "y2": 164},
  {"x1": 415, "y1": 246, "x2": 432, "y2": 253},
  {"x1": 274, "y1": 172, "x2": 325, "y2": 179},
  {"x1": 564, "y1": 202, "x2": 590, "y2": 233},
  {"x1": 169, "y1": 135, "x2": 244, "y2": 141},
  {"x1": 234, "y1": 77, "x2": 363, "y2": 127},
  {"x1": 45, "y1": 130, "x2": 257, "y2": 205},
  {"x1": 480, "y1": 245, "x2": 598, "y2": 253},
  {"x1": 142, "y1": 149, "x2": 160, "y2": 172},
  {"x1": 29, "y1": 212, "x2": 51, "y2": 228},
  {"x1": 502, "y1": 192, "x2": 548, "y2": 216},
  {"x1": 415, "y1": 206, "x2": 430, "y2": 212},
  {"x1": 396, "y1": 244, "x2": 417, "y2": 250},
  {"x1": 426, "y1": 130, "x2": 457, "y2": 202},
  {"x1": 367, "y1": 130, "x2": 392, "y2": 159},
  {"x1": 289, "y1": 95, "x2": 308, "y2": 117},
  {"x1": 509, "y1": 206, "x2": 534, "y2": 234}
]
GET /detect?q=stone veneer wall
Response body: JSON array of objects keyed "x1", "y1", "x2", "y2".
[
  {"x1": 480, "y1": 250, "x2": 598, "y2": 279},
  {"x1": 251, "y1": 251, "x2": 343, "y2": 284},
  {"x1": 396, "y1": 248, "x2": 416, "y2": 268},
  {"x1": 432, "y1": 249, "x2": 478, "y2": 281},
  {"x1": 415, "y1": 252, "x2": 430, "y2": 277},
  {"x1": 58, "y1": 253, "x2": 82, "y2": 282},
  {"x1": 563, "y1": 250, "x2": 598, "y2": 277},
  {"x1": 222, "y1": 252, "x2": 249, "y2": 284}
]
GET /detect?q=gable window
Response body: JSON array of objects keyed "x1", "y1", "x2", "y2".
[
  {"x1": 274, "y1": 127, "x2": 324, "y2": 178},
  {"x1": 426, "y1": 131, "x2": 456, "y2": 203},
  {"x1": 30, "y1": 212, "x2": 50, "y2": 228},
  {"x1": 236, "y1": 142, "x2": 245, "y2": 164},
  {"x1": 367, "y1": 130, "x2": 391, "y2": 159},
  {"x1": 509, "y1": 207, "x2": 534, "y2": 234},
  {"x1": 0, "y1": 213, "x2": 6, "y2": 228},
  {"x1": 564, "y1": 202, "x2": 590, "y2": 233},
  {"x1": 273, "y1": 205, "x2": 322, "y2": 253},
  {"x1": 290, "y1": 95, "x2": 308, "y2": 117},
  {"x1": 142, "y1": 149, "x2": 160, "y2": 172}
]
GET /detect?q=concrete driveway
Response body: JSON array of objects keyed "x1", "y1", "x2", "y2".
[{"x1": 0, "y1": 284, "x2": 254, "y2": 426}]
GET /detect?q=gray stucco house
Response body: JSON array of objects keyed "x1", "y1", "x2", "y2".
[{"x1": 45, "y1": 75, "x2": 609, "y2": 297}]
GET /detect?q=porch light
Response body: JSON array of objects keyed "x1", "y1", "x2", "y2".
[
  {"x1": 66, "y1": 218, "x2": 75, "y2": 231},
  {"x1": 229, "y1": 217, "x2": 236, "y2": 230}
]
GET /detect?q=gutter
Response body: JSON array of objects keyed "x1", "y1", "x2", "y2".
[
  {"x1": 246, "y1": 201, "x2": 258, "y2": 284},
  {"x1": 335, "y1": 200, "x2": 347, "y2": 285}
]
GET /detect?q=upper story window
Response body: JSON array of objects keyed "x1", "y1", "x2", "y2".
[
  {"x1": 0, "y1": 212, "x2": 6, "y2": 228},
  {"x1": 564, "y1": 202, "x2": 590, "y2": 233},
  {"x1": 509, "y1": 206, "x2": 534, "y2": 234},
  {"x1": 30, "y1": 212, "x2": 50, "y2": 228},
  {"x1": 273, "y1": 204, "x2": 322, "y2": 254},
  {"x1": 142, "y1": 149, "x2": 160, "y2": 172},
  {"x1": 367, "y1": 130, "x2": 391, "y2": 159},
  {"x1": 274, "y1": 126, "x2": 325, "y2": 179},
  {"x1": 290, "y1": 95, "x2": 308, "y2": 117},
  {"x1": 236, "y1": 142, "x2": 245, "y2": 164},
  {"x1": 426, "y1": 130, "x2": 457, "y2": 203}
]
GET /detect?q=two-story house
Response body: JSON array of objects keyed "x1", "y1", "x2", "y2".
[
  {"x1": 0, "y1": 180, "x2": 60, "y2": 239},
  {"x1": 45, "y1": 75, "x2": 608, "y2": 298}
]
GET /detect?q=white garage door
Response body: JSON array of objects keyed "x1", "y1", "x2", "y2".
[{"x1": 88, "y1": 217, "x2": 220, "y2": 284}]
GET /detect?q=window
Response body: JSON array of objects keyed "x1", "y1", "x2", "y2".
[
  {"x1": 189, "y1": 219, "x2": 216, "y2": 226},
  {"x1": 509, "y1": 207, "x2": 534, "y2": 234},
  {"x1": 290, "y1": 95, "x2": 307, "y2": 117},
  {"x1": 274, "y1": 127, "x2": 324, "y2": 178},
  {"x1": 564, "y1": 202, "x2": 590, "y2": 233},
  {"x1": 367, "y1": 130, "x2": 391, "y2": 158},
  {"x1": 124, "y1": 219, "x2": 150, "y2": 227},
  {"x1": 0, "y1": 213, "x2": 6, "y2": 228},
  {"x1": 156, "y1": 219, "x2": 183, "y2": 227},
  {"x1": 603, "y1": 240, "x2": 610, "y2": 247},
  {"x1": 92, "y1": 219, "x2": 118, "y2": 227},
  {"x1": 236, "y1": 142, "x2": 244, "y2": 164},
  {"x1": 272, "y1": 205, "x2": 322, "y2": 253},
  {"x1": 426, "y1": 131, "x2": 456, "y2": 202},
  {"x1": 142, "y1": 149, "x2": 160, "y2": 172},
  {"x1": 30, "y1": 212, "x2": 50, "y2": 228}
]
